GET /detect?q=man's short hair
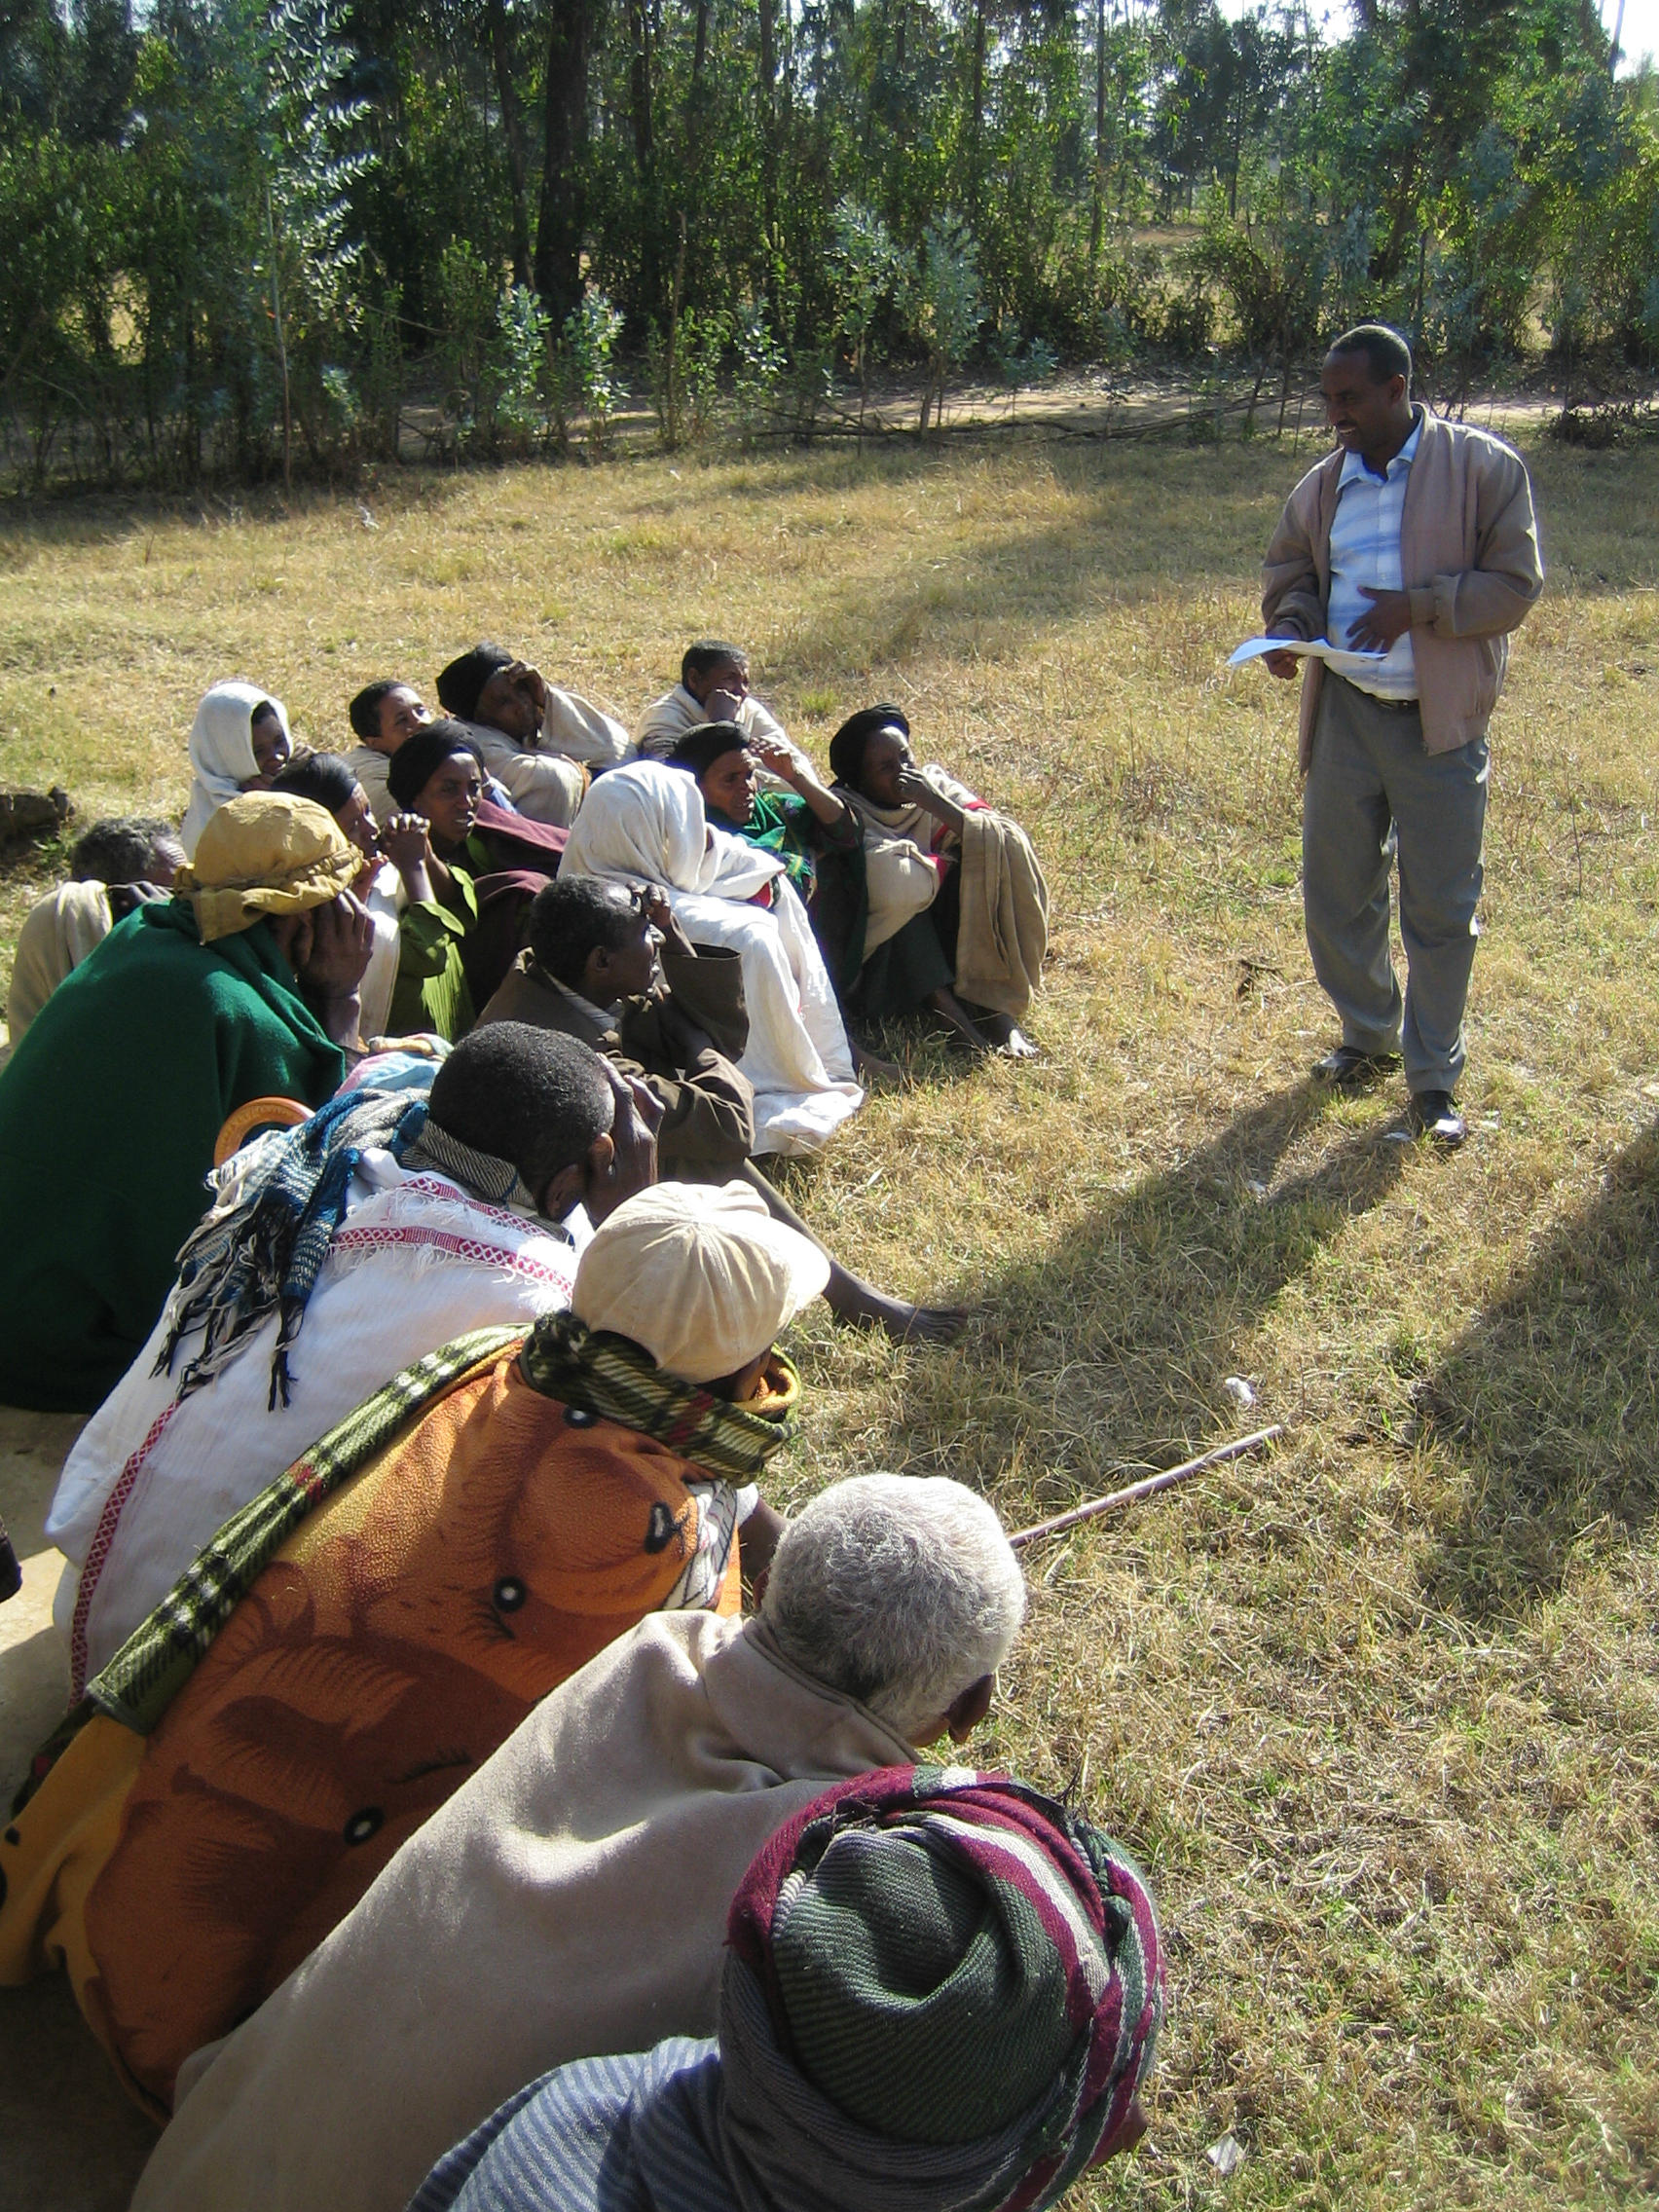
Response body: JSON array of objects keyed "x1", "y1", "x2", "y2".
[
  {"x1": 69, "y1": 816, "x2": 180, "y2": 884},
  {"x1": 437, "y1": 644, "x2": 514, "y2": 724},
  {"x1": 426, "y1": 1024, "x2": 613, "y2": 1199},
  {"x1": 349, "y1": 680, "x2": 401, "y2": 742},
  {"x1": 682, "y1": 640, "x2": 748, "y2": 688},
  {"x1": 386, "y1": 721, "x2": 485, "y2": 811},
  {"x1": 762, "y1": 1475, "x2": 1026, "y2": 1744},
  {"x1": 272, "y1": 753, "x2": 361, "y2": 816},
  {"x1": 1327, "y1": 322, "x2": 1413, "y2": 393},
  {"x1": 528, "y1": 877, "x2": 642, "y2": 989}
]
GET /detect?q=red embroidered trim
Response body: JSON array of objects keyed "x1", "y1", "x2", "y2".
[{"x1": 70, "y1": 1397, "x2": 183, "y2": 1699}]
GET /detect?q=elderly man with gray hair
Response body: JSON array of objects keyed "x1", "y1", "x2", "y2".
[{"x1": 132, "y1": 1473, "x2": 1026, "y2": 2212}]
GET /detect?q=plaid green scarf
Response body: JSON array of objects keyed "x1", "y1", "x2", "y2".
[
  {"x1": 518, "y1": 1310, "x2": 799, "y2": 1485},
  {"x1": 14, "y1": 1327, "x2": 520, "y2": 1815}
]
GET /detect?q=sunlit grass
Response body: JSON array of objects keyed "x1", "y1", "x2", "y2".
[{"x1": 2, "y1": 432, "x2": 1657, "y2": 2206}]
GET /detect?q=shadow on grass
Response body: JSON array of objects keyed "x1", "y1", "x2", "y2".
[
  {"x1": 854, "y1": 1081, "x2": 1411, "y2": 1505},
  {"x1": 1416, "y1": 1124, "x2": 1659, "y2": 1620}
]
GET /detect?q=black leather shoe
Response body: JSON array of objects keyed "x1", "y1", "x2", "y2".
[
  {"x1": 1408, "y1": 1090, "x2": 1466, "y2": 1147},
  {"x1": 1310, "y1": 1045, "x2": 1402, "y2": 1089}
]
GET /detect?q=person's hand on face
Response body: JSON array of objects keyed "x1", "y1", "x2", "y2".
[
  {"x1": 858, "y1": 727, "x2": 914, "y2": 809},
  {"x1": 300, "y1": 891, "x2": 375, "y2": 998},
  {"x1": 414, "y1": 754, "x2": 482, "y2": 850},
  {"x1": 247, "y1": 707, "x2": 292, "y2": 788},
  {"x1": 891, "y1": 763, "x2": 939, "y2": 813},
  {"x1": 690, "y1": 656, "x2": 750, "y2": 722},
  {"x1": 582, "y1": 1060, "x2": 662, "y2": 1222},
  {"x1": 377, "y1": 811, "x2": 433, "y2": 873},
  {"x1": 335, "y1": 789, "x2": 382, "y2": 896},
  {"x1": 474, "y1": 662, "x2": 545, "y2": 743},
  {"x1": 699, "y1": 747, "x2": 759, "y2": 827},
  {"x1": 1346, "y1": 586, "x2": 1412, "y2": 653},
  {"x1": 643, "y1": 885, "x2": 697, "y2": 961}
]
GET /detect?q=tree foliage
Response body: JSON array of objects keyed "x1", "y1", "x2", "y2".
[{"x1": 2, "y1": 0, "x2": 1654, "y2": 485}]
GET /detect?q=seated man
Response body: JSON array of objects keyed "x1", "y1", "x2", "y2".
[
  {"x1": 0, "y1": 795, "x2": 372, "y2": 1413},
  {"x1": 480, "y1": 876, "x2": 756, "y2": 1175},
  {"x1": 485, "y1": 875, "x2": 963, "y2": 1342},
  {"x1": 127, "y1": 1474, "x2": 1026, "y2": 2212},
  {"x1": 437, "y1": 643, "x2": 630, "y2": 826},
  {"x1": 634, "y1": 638, "x2": 808, "y2": 772},
  {"x1": 345, "y1": 679, "x2": 432, "y2": 823},
  {"x1": 2, "y1": 1181, "x2": 828, "y2": 2118},
  {"x1": 413, "y1": 1769, "x2": 1163, "y2": 2209},
  {"x1": 6, "y1": 816, "x2": 185, "y2": 1044},
  {"x1": 385, "y1": 722, "x2": 569, "y2": 1035},
  {"x1": 44, "y1": 1023, "x2": 656, "y2": 1694}
]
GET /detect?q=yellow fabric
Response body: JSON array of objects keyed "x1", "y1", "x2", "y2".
[
  {"x1": 572, "y1": 1180, "x2": 830, "y2": 1384},
  {"x1": 952, "y1": 808, "x2": 1050, "y2": 1021},
  {"x1": 173, "y1": 794, "x2": 360, "y2": 943},
  {"x1": 5, "y1": 880, "x2": 114, "y2": 1041}
]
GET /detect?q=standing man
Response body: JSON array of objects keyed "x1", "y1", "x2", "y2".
[{"x1": 1262, "y1": 324, "x2": 1543, "y2": 1146}]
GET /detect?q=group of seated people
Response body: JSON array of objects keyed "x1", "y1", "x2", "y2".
[{"x1": 0, "y1": 643, "x2": 1154, "y2": 2210}]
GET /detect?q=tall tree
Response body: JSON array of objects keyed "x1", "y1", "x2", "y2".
[{"x1": 535, "y1": 0, "x2": 592, "y2": 322}]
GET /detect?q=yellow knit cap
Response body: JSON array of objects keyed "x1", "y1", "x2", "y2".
[{"x1": 173, "y1": 793, "x2": 361, "y2": 943}]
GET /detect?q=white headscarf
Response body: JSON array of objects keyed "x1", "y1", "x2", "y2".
[
  {"x1": 562, "y1": 762, "x2": 863, "y2": 1157},
  {"x1": 181, "y1": 680, "x2": 291, "y2": 859},
  {"x1": 561, "y1": 759, "x2": 781, "y2": 903}
]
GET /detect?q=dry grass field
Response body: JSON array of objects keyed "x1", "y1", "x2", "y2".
[{"x1": 1, "y1": 429, "x2": 1657, "y2": 2209}]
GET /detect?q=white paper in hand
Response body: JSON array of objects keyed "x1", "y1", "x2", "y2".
[{"x1": 1229, "y1": 636, "x2": 1389, "y2": 680}]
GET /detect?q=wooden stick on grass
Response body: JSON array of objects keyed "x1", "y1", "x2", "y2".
[{"x1": 1008, "y1": 1425, "x2": 1286, "y2": 1551}]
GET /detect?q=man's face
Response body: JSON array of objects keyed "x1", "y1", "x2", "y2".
[
  {"x1": 376, "y1": 685, "x2": 430, "y2": 754},
  {"x1": 699, "y1": 747, "x2": 758, "y2": 826},
  {"x1": 1320, "y1": 352, "x2": 1408, "y2": 459},
  {"x1": 414, "y1": 752, "x2": 483, "y2": 848},
  {"x1": 590, "y1": 908, "x2": 662, "y2": 1002},
  {"x1": 248, "y1": 707, "x2": 291, "y2": 784},
  {"x1": 687, "y1": 656, "x2": 749, "y2": 710},
  {"x1": 474, "y1": 666, "x2": 538, "y2": 742},
  {"x1": 858, "y1": 726, "x2": 913, "y2": 809}
]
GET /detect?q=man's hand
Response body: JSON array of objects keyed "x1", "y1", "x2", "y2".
[
  {"x1": 301, "y1": 892, "x2": 374, "y2": 997},
  {"x1": 1347, "y1": 587, "x2": 1412, "y2": 652},
  {"x1": 1263, "y1": 647, "x2": 1302, "y2": 680},
  {"x1": 644, "y1": 886, "x2": 697, "y2": 961},
  {"x1": 705, "y1": 685, "x2": 746, "y2": 723},
  {"x1": 586, "y1": 1059, "x2": 662, "y2": 1220}
]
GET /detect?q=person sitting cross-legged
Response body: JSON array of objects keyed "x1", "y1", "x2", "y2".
[
  {"x1": 1, "y1": 1179, "x2": 828, "y2": 2120},
  {"x1": 829, "y1": 704, "x2": 1047, "y2": 1059},
  {"x1": 482, "y1": 877, "x2": 965, "y2": 1343},
  {"x1": 6, "y1": 816, "x2": 186, "y2": 1047},
  {"x1": 126, "y1": 1474, "x2": 1028, "y2": 2212},
  {"x1": 43, "y1": 1022, "x2": 658, "y2": 1698},
  {"x1": 411, "y1": 1764, "x2": 1164, "y2": 2212},
  {"x1": 0, "y1": 795, "x2": 373, "y2": 1414},
  {"x1": 437, "y1": 643, "x2": 631, "y2": 827}
]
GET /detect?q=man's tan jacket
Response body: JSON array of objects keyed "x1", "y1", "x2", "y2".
[{"x1": 1262, "y1": 411, "x2": 1543, "y2": 769}]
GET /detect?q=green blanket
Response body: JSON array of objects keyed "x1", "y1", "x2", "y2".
[{"x1": 0, "y1": 902, "x2": 345, "y2": 1412}]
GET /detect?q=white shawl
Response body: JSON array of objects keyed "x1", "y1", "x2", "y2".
[
  {"x1": 560, "y1": 763, "x2": 863, "y2": 1155},
  {"x1": 181, "y1": 681, "x2": 291, "y2": 859}
]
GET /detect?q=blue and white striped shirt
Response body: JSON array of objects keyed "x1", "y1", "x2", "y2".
[{"x1": 1325, "y1": 412, "x2": 1421, "y2": 701}]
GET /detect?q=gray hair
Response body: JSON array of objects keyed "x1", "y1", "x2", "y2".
[{"x1": 762, "y1": 1475, "x2": 1026, "y2": 1744}]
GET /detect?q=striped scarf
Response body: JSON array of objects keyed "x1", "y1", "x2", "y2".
[
  {"x1": 518, "y1": 1310, "x2": 799, "y2": 1485},
  {"x1": 155, "y1": 1088, "x2": 430, "y2": 1411},
  {"x1": 717, "y1": 1766, "x2": 1164, "y2": 2211}
]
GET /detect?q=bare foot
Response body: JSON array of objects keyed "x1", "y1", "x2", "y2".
[
  {"x1": 976, "y1": 1011, "x2": 1040, "y2": 1059},
  {"x1": 849, "y1": 1040, "x2": 906, "y2": 1086},
  {"x1": 825, "y1": 1270, "x2": 970, "y2": 1343}
]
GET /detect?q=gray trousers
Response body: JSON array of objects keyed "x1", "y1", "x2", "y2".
[{"x1": 1303, "y1": 671, "x2": 1488, "y2": 1095}]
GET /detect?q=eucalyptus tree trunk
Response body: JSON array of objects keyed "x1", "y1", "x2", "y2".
[
  {"x1": 485, "y1": 0, "x2": 534, "y2": 289},
  {"x1": 535, "y1": 0, "x2": 592, "y2": 325}
]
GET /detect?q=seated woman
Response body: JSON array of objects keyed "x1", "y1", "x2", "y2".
[
  {"x1": 180, "y1": 680, "x2": 297, "y2": 858},
  {"x1": 0, "y1": 795, "x2": 372, "y2": 1414},
  {"x1": 437, "y1": 643, "x2": 629, "y2": 825},
  {"x1": 382, "y1": 722, "x2": 566, "y2": 1038},
  {"x1": 269, "y1": 752, "x2": 412, "y2": 1041},
  {"x1": 560, "y1": 761, "x2": 864, "y2": 1156},
  {"x1": 828, "y1": 704, "x2": 1047, "y2": 1059},
  {"x1": 6, "y1": 816, "x2": 185, "y2": 1045},
  {"x1": 0, "y1": 1182, "x2": 827, "y2": 2118},
  {"x1": 43, "y1": 1024, "x2": 655, "y2": 1695}
]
